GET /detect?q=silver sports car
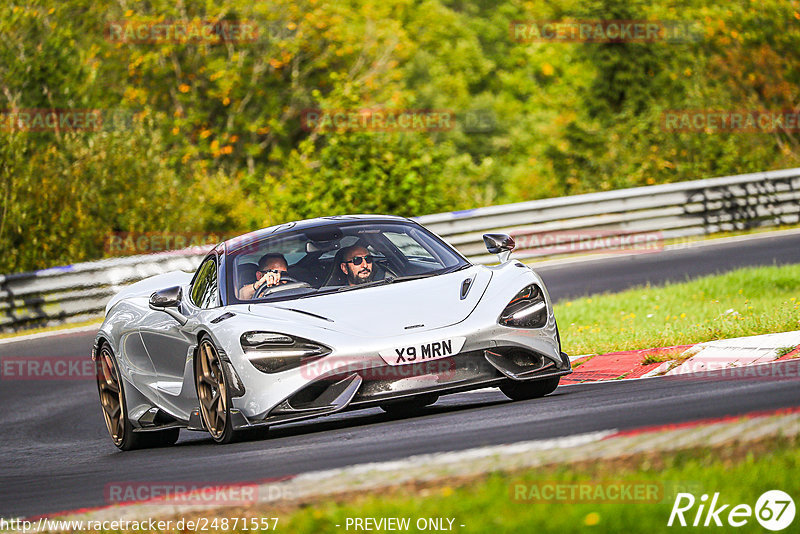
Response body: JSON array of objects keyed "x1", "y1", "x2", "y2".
[{"x1": 93, "y1": 215, "x2": 571, "y2": 449}]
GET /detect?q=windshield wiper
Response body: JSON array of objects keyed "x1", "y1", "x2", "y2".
[
  {"x1": 442, "y1": 263, "x2": 472, "y2": 274},
  {"x1": 328, "y1": 273, "x2": 432, "y2": 292},
  {"x1": 336, "y1": 279, "x2": 390, "y2": 292},
  {"x1": 383, "y1": 273, "x2": 436, "y2": 283},
  {"x1": 297, "y1": 264, "x2": 472, "y2": 298},
  {"x1": 382, "y1": 264, "x2": 471, "y2": 284}
]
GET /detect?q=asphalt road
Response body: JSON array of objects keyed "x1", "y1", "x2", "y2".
[
  {"x1": 2, "y1": 231, "x2": 800, "y2": 519},
  {"x1": 535, "y1": 230, "x2": 800, "y2": 301}
]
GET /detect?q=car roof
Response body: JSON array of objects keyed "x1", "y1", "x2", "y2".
[{"x1": 218, "y1": 214, "x2": 415, "y2": 254}]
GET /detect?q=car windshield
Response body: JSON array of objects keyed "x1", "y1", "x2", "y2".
[{"x1": 225, "y1": 220, "x2": 470, "y2": 303}]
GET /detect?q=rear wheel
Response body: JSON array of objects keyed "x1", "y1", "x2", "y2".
[
  {"x1": 195, "y1": 335, "x2": 237, "y2": 444},
  {"x1": 500, "y1": 376, "x2": 560, "y2": 401},
  {"x1": 95, "y1": 343, "x2": 179, "y2": 450},
  {"x1": 380, "y1": 393, "x2": 439, "y2": 416}
]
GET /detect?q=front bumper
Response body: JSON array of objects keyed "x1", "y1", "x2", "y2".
[{"x1": 219, "y1": 343, "x2": 571, "y2": 430}]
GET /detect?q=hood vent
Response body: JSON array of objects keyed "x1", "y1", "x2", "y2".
[
  {"x1": 460, "y1": 277, "x2": 474, "y2": 300},
  {"x1": 274, "y1": 306, "x2": 334, "y2": 322},
  {"x1": 211, "y1": 312, "x2": 236, "y2": 324}
]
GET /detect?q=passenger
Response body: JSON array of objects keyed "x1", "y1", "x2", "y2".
[
  {"x1": 339, "y1": 245, "x2": 375, "y2": 286},
  {"x1": 238, "y1": 253, "x2": 288, "y2": 299}
]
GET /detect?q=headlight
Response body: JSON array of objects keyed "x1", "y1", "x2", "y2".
[
  {"x1": 240, "y1": 331, "x2": 331, "y2": 374},
  {"x1": 241, "y1": 332, "x2": 294, "y2": 345},
  {"x1": 499, "y1": 284, "x2": 548, "y2": 328}
]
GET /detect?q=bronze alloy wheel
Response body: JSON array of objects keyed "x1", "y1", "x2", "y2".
[
  {"x1": 95, "y1": 342, "x2": 180, "y2": 450},
  {"x1": 96, "y1": 345, "x2": 125, "y2": 446},
  {"x1": 195, "y1": 337, "x2": 232, "y2": 442}
]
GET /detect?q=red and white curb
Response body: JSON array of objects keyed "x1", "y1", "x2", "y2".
[
  {"x1": 564, "y1": 331, "x2": 800, "y2": 384},
  {"x1": 665, "y1": 331, "x2": 800, "y2": 375}
]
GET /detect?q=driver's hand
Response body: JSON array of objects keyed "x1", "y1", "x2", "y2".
[
  {"x1": 267, "y1": 270, "x2": 282, "y2": 287},
  {"x1": 256, "y1": 271, "x2": 282, "y2": 290}
]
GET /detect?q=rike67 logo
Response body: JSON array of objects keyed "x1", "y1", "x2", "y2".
[{"x1": 668, "y1": 490, "x2": 795, "y2": 530}]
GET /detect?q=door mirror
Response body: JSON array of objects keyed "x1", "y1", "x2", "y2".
[
  {"x1": 483, "y1": 233, "x2": 515, "y2": 263},
  {"x1": 149, "y1": 286, "x2": 188, "y2": 325},
  {"x1": 149, "y1": 286, "x2": 182, "y2": 308}
]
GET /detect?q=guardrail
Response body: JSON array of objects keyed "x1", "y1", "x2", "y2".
[
  {"x1": 3, "y1": 167, "x2": 800, "y2": 332},
  {"x1": 0, "y1": 252, "x2": 208, "y2": 332},
  {"x1": 418, "y1": 167, "x2": 800, "y2": 264}
]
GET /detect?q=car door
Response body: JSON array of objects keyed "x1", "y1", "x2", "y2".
[{"x1": 139, "y1": 255, "x2": 219, "y2": 420}]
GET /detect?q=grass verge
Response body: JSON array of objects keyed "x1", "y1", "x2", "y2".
[
  {"x1": 96, "y1": 435, "x2": 798, "y2": 534},
  {"x1": 556, "y1": 263, "x2": 800, "y2": 356},
  {"x1": 281, "y1": 437, "x2": 799, "y2": 534}
]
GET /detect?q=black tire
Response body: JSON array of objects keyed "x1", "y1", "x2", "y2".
[
  {"x1": 194, "y1": 334, "x2": 238, "y2": 444},
  {"x1": 95, "y1": 342, "x2": 180, "y2": 451},
  {"x1": 380, "y1": 394, "x2": 439, "y2": 415},
  {"x1": 500, "y1": 376, "x2": 561, "y2": 401}
]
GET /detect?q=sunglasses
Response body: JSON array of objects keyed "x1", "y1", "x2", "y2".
[
  {"x1": 257, "y1": 268, "x2": 286, "y2": 275},
  {"x1": 343, "y1": 255, "x2": 374, "y2": 266}
]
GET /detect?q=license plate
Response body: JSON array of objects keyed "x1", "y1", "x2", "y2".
[{"x1": 379, "y1": 337, "x2": 466, "y2": 366}]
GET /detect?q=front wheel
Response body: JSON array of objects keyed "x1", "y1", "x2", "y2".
[
  {"x1": 195, "y1": 335, "x2": 238, "y2": 444},
  {"x1": 500, "y1": 376, "x2": 560, "y2": 401},
  {"x1": 95, "y1": 343, "x2": 179, "y2": 450}
]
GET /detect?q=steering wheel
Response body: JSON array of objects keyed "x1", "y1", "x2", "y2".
[
  {"x1": 375, "y1": 258, "x2": 399, "y2": 279},
  {"x1": 254, "y1": 276, "x2": 311, "y2": 298}
]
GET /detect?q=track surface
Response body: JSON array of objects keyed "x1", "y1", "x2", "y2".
[{"x1": 2, "y1": 232, "x2": 800, "y2": 518}]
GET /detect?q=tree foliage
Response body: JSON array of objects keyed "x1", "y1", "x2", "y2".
[{"x1": 0, "y1": 0, "x2": 796, "y2": 272}]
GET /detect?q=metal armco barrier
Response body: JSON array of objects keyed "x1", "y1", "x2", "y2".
[
  {"x1": 0, "y1": 252, "x2": 208, "y2": 332},
  {"x1": 417, "y1": 167, "x2": 800, "y2": 264},
  {"x1": 3, "y1": 168, "x2": 800, "y2": 331}
]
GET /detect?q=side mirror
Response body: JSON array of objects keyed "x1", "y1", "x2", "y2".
[
  {"x1": 149, "y1": 286, "x2": 188, "y2": 325},
  {"x1": 483, "y1": 233, "x2": 515, "y2": 263}
]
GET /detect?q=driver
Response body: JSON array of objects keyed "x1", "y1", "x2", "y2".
[
  {"x1": 238, "y1": 253, "x2": 288, "y2": 299},
  {"x1": 339, "y1": 245, "x2": 375, "y2": 286}
]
